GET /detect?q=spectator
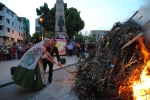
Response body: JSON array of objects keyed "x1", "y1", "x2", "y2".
[
  {"x1": 67, "y1": 43, "x2": 74, "y2": 57},
  {"x1": 80, "y1": 42, "x2": 86, "y2": 53},
  {"x1": 18, "y1": 43, "x2": 23, "y2": 59},
  {"x1": 3, "y1": 47, "x2": 10, "y2": 60},
  {"x1": 56, "y1": 34, "x2": 59, "y2": 39},
  {"x1": 59, "y1": 33, "x2": 63, "y2": 39},
  {"x1": 13, "y1": 42, "x2": 18, "y2": 59},
  {"x1": 87, "y1": 42, "x2": 95, "y2": 54},
  {"x1": 9, "y1": 45, "x2": 15, "y2": 59},
  {"x1": 0, "y1": 45, "x2": 3, "y2": 61},
  {"x1": 76, "y1": 43, "x2": 80, "y2": 57}
]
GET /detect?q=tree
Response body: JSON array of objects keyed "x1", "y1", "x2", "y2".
[
  {"x1": 36, "y1": 3, "x2": 84, "y2": 39},
  {"x1": 44, "y1": 31, "x2": 55, "y2": 38},
  {"x1": 65, "y1": 7, "x2": 84, "y2": 38},
  {"x1": 36, "y1": 3, "x2": 54, "y2": 31},
  {"x1": 31, "y1": 32, "x2": 42, "y2": 43},
  {"x1": 87, "y1": 36, "x2": 96, "y2": 42},
  {"x1": 75, "y1": 32, "x2": 84, "y2": 43}
]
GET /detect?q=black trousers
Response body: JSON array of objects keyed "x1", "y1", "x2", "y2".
[
  {"x1": 42, "y1": 58, "x2": 53, "y2": 82},
  {"x1": 77, "y1": 50, "x2": 80, "y2": 57},
  {"x1": 68, "y1": 49, "x2": 72, "y2": 56}
]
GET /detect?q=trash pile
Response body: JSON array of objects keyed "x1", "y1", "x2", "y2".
[{"x1": 73, "y1": 19, "x2": 148, "y2": 100}]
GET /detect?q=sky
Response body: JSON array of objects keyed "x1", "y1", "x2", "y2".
[{"x1": 0, "y1": 0, "x2": 149, "y2": 35}]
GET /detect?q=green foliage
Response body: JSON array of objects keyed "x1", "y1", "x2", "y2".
[
  {"x1": 36, "y1": 3, "x2": 50, "y2": 16},
  {"x1": 74, "y1": 31, "x2": 97, "y2": 43},
  {"x1": 44, "y1": 31, "x2": 55, "y2": 38},
  {"x1": 36, "y1": 3, "x2": 54, "y2": 31},
  {"x1": 65, "y1": 7, "x2": 85, "y2": 38},
  {"x1": 88, "y1": 36, "x2": 96, "y2": 42},
  {"x1": 75, "y1": 32, "x2": 84, "y2": 43},
  {"x1": 31, "y1": 31, "x2": 54, "y2": 43},
  {"x1": 26, "y1": 34, "x2": 31, "y2": 43},
  {"x1": 31, "y1": 32, "x2": 42, "y2": 43}
]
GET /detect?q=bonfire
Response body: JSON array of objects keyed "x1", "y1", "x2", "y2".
[{"x1": 73, "y1": 11, "x2": 150, "y2": 100}]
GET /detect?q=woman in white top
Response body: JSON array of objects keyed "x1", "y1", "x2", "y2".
[{"x1": 13, "y1": 38, "x2": 57, "y2": 91}]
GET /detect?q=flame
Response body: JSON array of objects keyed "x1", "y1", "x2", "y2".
[
  {"x1": 132, "y1": 61, "x2": 150, "y2": 100},
  {"x1": 132, "y1": 37, "x2": 150, "y2": 100},
  {"x1": 138, "y1": 36, "x2": 149, "y2": 62}
]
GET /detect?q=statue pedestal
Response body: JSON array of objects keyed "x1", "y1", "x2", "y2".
[
  {"x1": 55, "y1": 0, "x2": 66, "y2": 38},
  {"x1": 55, "y1": 31, "x2": 67, "y2": 39}
]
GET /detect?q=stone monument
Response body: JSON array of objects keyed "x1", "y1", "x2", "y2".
[{"x1": 55, "y1": 0, "x2": 66, "y2": 38}]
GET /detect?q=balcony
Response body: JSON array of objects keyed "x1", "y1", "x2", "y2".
[
  {"x1": 0, "y1": 11, "x2": 5, "y2": 15},
  {"x1": 0, "y1": 20, "x2": 5, "y2": 25},
  {"x1": 0, "y1": 30, "x2": 5, "y2": 36}
]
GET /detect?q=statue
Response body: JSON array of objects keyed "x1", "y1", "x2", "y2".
[{"x1": 58, "y1": 15, "x2": 64, "y2": 31}]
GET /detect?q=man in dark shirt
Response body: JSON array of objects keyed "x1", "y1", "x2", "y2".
[
  {"x1": 80, "y1": 42, "x2": 86, "y2": 53},
  {"x1": 42, "y1": 39, "x2": 61, "y2": 83}
]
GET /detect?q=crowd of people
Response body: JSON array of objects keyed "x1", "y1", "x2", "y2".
[
  {"x1": 0, "y1": 43, "x2": 34, "y2": 61},
  {"x1": 66, "y1": 41, "x2": 97, "y2": 58}
]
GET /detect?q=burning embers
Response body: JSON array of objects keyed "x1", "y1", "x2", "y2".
[{"x1": 132, "y1": 61, "x2": 150, "y2": 100}]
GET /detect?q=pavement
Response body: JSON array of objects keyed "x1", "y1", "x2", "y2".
[{"x1": 0, "y1": 55, "x2": 80, "y2": 100}]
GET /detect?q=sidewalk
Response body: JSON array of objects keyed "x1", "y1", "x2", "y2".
[{"x1": 0, "y1": 55, "x2": 79, "y2": 85}]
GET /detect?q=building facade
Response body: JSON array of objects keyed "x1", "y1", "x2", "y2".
[
  {"x1": 20, "y1": 17, "x2": 30, "y2": 34},
  {"x1": 90, "y1": 30, "x2": 109, "y2": 41},
  {"x1": 0, "y1": 2, "x2": 29, "y2": 46},
  {"x1": 35, "y1": 17, "x2": 41, "y2": 33},
  {"x1": 90, "y1": 30, "x2": 109, "y2": 36}
]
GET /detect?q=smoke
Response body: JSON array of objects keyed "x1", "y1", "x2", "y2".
[{"x1": 133, "y1": 0, "x2": 150, "y2": 29}]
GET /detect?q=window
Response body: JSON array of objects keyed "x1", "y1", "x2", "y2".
[
  {"x1": 0, "y1": 16, "x2": 2, "y2": 20},
  {"x1": 12, "y1": 30, "x2": 14, "y2": 34},
  {"x1": 11, "y1": 13, "x2": 13, "y2": 17},
  {"x1": 23, "y1": 27, "x2": 25, "y2": 31},
  {"x1": 0, "y1": 5, "x2": 3, "y2": 11},
  {"x1": 7, "y1": 27, "x2": 10, "y2": 32},
  {"x1": 6, "y1": 18, "x2": 10, "y2": 24},
  {"x1": 6, "y1": 9, "x2": 10, "y2": 14},
  {"x1": 19, "y1": 26, "x2": 20, "y2": 29},
  {"x1": 12, "y1": 22, "x2": 14, "y2": 26},
  {"x1": 19, "y1": 32, "x2": 20, "y2": 36},
  {"x1": 0, "y1": 25, "x2": 2, "y2": 30}
]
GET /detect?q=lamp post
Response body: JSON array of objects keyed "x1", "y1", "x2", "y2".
[{"x1": 40, "y1": 18, "x2": 43, "y2": 40}]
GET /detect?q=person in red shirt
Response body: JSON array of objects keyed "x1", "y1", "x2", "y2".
[
  {"x1": 9, "y1": 45, "x2": 15, "y2": 59},
  {"x1": 76, "y1": 43, "x2": 80, "y2": 57}
]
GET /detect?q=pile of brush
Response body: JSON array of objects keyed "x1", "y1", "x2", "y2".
[{"x1": 73, "y1": 19, "x2": 146, "y2": 100}]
